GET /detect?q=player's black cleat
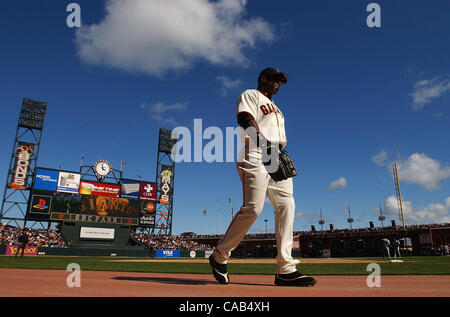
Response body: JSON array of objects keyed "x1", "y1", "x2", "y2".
[
  {"x1": 274, "y1": 271, "x2": 316, "y2": 287},
  {"x1": 209, "y1": 254, "x2": 229, "y2": 284}
]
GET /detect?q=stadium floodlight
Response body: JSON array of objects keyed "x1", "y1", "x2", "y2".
[
  {"x1": 158, "y1": 128, "x2": 178, "y2": 154},
  {"x1": 1, "y1": 98, "x2": 47, "y2": 227},
  {"x1": 18, "y1": 98, "x2": 47, "y2": 130}
]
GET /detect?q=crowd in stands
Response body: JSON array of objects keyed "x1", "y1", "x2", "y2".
[
  {"x1": 132, "y1": 233, "x2": 210, "y2": 251},
  {"x1": 194, "y1": 223, "x2": 450, "y2": 240},
  {"x1": 1, "y1": 222, "x2": 449, "y2": 251},
  {"x1": 0, "y1": 224, "x2": 66, "y2": 248}
]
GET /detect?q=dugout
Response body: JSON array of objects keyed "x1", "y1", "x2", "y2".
[
  {"x1": 331, "y1": 239, "x2": 346, "y2": 257},
  {"x1": 349, "y1": 239, "x2": 365, "y2": 256}
]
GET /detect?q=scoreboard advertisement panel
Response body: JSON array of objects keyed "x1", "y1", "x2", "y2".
[
  {"x1": 139, "y1": 200, "x2": 156, "y2": 227},
  {"x1": 27, "y1": 168, "x2": 156, "y2": 227},
  {"x1": 34, "y1": 168, "x2": 58, "y2": 191},
  {"x1": 120, "y1": 179, "x2": 140, "y2": 199},
  {"x1": 27, "y1": 189, "x2": 54, "y2": 221},
  {"x1": 139, "y1": 181, "x2": 157, "y2": 201},
  {"x1": 57, "y1": 172, "x2": 80, "y2": 193},
  {"x1": 79, "y1": 181, "x2": 120, "y2": 197}
]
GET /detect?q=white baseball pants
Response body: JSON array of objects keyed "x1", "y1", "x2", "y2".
[{"x1": 213, "y1": 144, "x2": 298, "y2": 274}]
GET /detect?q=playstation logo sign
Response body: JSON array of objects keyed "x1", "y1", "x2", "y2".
[{"x1": 139, "y1": 182, "x2": 157, "y2": 201}]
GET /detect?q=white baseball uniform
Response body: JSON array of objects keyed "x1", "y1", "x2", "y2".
[{"x1": 213, "y1": 89, "x2": 298, "y2": 275}]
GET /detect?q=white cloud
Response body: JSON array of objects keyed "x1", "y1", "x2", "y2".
[
  {"x1": 383, "y1": 195, "x2": 450, "y2": 224},
  {"x1": 371, "y1": 150, "x2": 450, "y2": 191},
  {"x1": 216, "y1": 75, "x2": 242, "y2": 96},
  {"x1": 328, "y1": 177, "x2": 347, "y2": 191},
  {"x1": 410, "y1": 76, "x2": 450, "y2": 110},
  {"x1": 140, "y1": 101, "x2": 187, "y2": 126},
  {"x1": 75, "y1": 0, "x2": 274, "y2": 76},
  {"x1": 396, "y1": 153, "x2": 450, "y2": 191},
  {"x1": 371, "y1": 149, "x2": 389, "y2": 167}
]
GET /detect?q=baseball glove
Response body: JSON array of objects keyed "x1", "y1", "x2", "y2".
[{"x1": 261, "y1": 139, "x2": 297, "y2": 182}]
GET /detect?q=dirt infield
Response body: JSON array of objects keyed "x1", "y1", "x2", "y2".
[{"x1": 0, "y1": 268, "x2": 449, "y2": 297}]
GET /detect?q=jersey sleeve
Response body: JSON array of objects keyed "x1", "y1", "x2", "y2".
[{"x1": 236, "y1": 90, "x2": 258, "y2": 120}]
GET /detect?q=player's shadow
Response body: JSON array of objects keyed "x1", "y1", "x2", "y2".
[
  {"x1": 111, "y1": 276, "x2": 216, "y2": 286},
  {"x1": 112, "y1": 276, "x2": 274, "y2": 287}
]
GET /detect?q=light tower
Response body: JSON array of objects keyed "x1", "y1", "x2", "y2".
[
  {"x1": 0, "y1": 98, "x2": 47, "y2": 227},
  {"x1": 347, "y1": 206, "x2": 354, "y2": 229},
  {"x1": 318, "y1": 208, "x2": 325, "y2": 231},
  {"x1": 392, "y1": 163, "x2": 406, "y2": 231},
  {"x1": 152, "y1": 128, "x2": 177, "y2": 235},
  {"x1": 378, "y1": 202, "x2": 385, "y2": 227}
]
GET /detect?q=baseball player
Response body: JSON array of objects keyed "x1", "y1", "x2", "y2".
[
  {"x1": 15, "y1": 228, "x2": 29, "y2": 258},
  {"x1": 209, "y1": 67, "x2": 316, "y2": 287},
  {"x1": 381, "y1": 238, "x2": 391, "y2": 259},
  {"x1": 393, "y1": 238, "x2": 401, "y2": 259}
]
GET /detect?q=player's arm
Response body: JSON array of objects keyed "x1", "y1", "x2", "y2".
[
  {"x1": 237, "y1": 112, "x2": 269, "y2": 149},
  {"x1": 237, "y1": 112, "x2": 259, "y2": 133},
  {"x1": 236, "y1": 90, "x2": 270, "y2": 148}
]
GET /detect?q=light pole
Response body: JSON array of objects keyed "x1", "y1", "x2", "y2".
[
  {"x1": 347, "y1": 206, "x2": 354, "y2": 229},
  {"x1": 264, "y1": 219, "x2": 268, "y2": 234},
  {"x1": 378, "y1": 202, "x2": 385, "y2": 228},
  {"x1": 318, "y1": 208, "x2": 325, "y2": 231}
]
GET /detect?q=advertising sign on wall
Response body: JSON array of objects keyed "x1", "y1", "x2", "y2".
[
  {"x1": 139, "y1": 182, "x2": 157, "y2": 201},
  {"x1": 120, "y1": 179, "x2": 140, "y2": 199},
  {"x1": 10, "y1": 142, "x2": 34, "y2": 190},
  {"x1": 6, "y1": 245, "x2": 38, "y2": 256},
  {"x1": 155, "y1": 250, "x2": 180, "y2": 258},
  {"x1": 79, "y1": 227, "x2": 115, "y2": 240},
  {"x1": 33, "y1": 168, "x2": 59, "y2": 191},
  {"x1": 57, "y1": 172, "x2": 80, "y2": 193},
  {"x1": 79, "y1": 181, "x2": 120, "y2": 197}
]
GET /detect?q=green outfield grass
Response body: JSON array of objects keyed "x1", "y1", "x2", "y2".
[{"x1": 0, "y1": 255, "x2": 449, "y2": 275}]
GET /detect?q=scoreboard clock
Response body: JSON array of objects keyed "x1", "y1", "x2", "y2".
[{"x1": 93, "y1": 160, "x2": 112, "y2": 181}]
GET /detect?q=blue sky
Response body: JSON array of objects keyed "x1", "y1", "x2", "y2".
[{"x1": 1, "y1": 0, "x2": 449, "y2": 235}]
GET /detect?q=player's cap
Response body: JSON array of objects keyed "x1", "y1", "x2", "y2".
[{"x1": 258, "y1": 68, "x2": 288, "y2": 84}]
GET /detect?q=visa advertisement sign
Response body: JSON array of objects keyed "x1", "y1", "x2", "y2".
[
  {"x1": 155, "y1": 250, "x2": 180, "y2": 258},
  {"x1": 33, "y1": 168, "x2": 59, "y2": 191}
]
